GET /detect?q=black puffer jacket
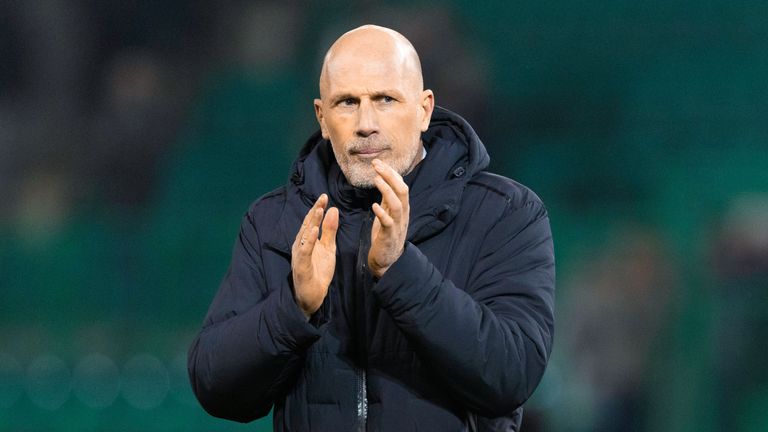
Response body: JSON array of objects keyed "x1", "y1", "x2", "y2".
[{"x1": 188, "y1": 107, "x2": 555, "y2": 431}]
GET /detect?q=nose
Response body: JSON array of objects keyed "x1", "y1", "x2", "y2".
[{"x1": 355, "y1": 99, "x2": 379, "y2": 137}]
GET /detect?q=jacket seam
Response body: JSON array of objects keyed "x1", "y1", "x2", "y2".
[{"x1": 466, "y1": 178, "x2": 545, "y2": 213}]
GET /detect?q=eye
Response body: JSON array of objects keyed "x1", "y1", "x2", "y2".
[
  {"x1": 340, "y1": 98, "x2": 357, "y2": 106},
  {"x1": 381, "y1": 95, "x2": 395, "y2": 103}
]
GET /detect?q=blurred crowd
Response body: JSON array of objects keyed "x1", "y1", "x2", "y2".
[
  {"x1": 1, "y1": 1, "x2": 767, "y2": 431},
  {"x1": 0, "y1": 1, "x2": 490, "y2": 230}
]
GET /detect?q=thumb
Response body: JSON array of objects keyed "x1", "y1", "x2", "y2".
[{"x1": 320, "y1": 207, "x2": 339, "y2": 248}]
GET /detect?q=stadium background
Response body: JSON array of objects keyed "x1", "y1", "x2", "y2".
[{"x1": 1, "y1": 1, "x2": 767, "y2": 430}]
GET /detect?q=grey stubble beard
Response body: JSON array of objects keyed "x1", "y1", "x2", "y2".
[{"x1": 336, "y1": 137, "x2": 422, "y2": 189}]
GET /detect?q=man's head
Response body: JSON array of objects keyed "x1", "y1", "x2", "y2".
[{"x1": 314, "y1": 25, "x2": 435, "y2": 188}]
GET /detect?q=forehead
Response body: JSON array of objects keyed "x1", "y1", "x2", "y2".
[{"x1": 325, "y1": 55, "x2": 407, "y2": 95}]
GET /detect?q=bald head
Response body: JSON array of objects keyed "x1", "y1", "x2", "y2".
[{"x1": 319, "y1": 25, "x2": 423, "y2": 99}]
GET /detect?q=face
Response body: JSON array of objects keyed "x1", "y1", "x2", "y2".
[{"x1": 314, "y1": 45, "x2": 434, "y2": 188}]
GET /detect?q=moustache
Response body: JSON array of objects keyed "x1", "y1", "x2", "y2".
[{"x1": 347, "y1": 137, "x2": 391, "y2": 154}]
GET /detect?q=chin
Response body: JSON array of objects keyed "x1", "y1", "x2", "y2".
[
  {"x1": 341, "y1": 155, "x2": 414, "y2": 188},
  {"x1": 343, "y1": 164, "x2": 377, "y2": 188},
  {"x1": 352, "y1": 182, "x2": 376, "y2": 190},
  {"x1": 347, "y1": 175, "x2": 377, "y2": 189}
]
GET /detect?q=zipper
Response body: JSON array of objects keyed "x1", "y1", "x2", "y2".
[
  {"x1": 355, "y1": 366, "x2": 368, "y2": 432},
  {"x1": 354, "y1": 211, "x2": 374, "y2": 431}
]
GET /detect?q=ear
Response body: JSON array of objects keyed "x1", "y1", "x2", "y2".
[
  {"x1": 418, "y1": 89, "x2": 435, "y2": 132},
  {"x1": 314, "y1": 98, "x2": 329, "y2": 139}
]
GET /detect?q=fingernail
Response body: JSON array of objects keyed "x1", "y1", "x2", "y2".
[{"x1": 372, "y1": 159, "x2": 381, "y2": 167}]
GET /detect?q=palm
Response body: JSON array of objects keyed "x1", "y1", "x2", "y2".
[
  {"x1": 367, "y1": 159, "x2": 409, "y2": 278},
  {"x1": 291, "y1": 195, "x2": 339, "y2": 317},
  {"x1": 369, "y1": 218, "x2": 386, "y2": 269},
  {"x1": 310, "y1": 239, "x2": 336, "y2": 291}
]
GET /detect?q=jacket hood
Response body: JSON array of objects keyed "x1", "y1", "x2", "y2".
[{"x1": 276, "y1": 106, "x2": 490, "y2": 249}]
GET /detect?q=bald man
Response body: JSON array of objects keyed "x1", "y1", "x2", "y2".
[{"x1": 189, "y1": 25, "x2": 555, "y2": 431}]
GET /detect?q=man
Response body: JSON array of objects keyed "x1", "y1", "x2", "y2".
[{"x1": 188, "y1": 25, "x2": 555, "y2": 431}]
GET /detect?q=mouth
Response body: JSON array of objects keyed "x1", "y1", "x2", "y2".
[{"x1": 350, "y1": 148, "x2": 388, "y2": 159}]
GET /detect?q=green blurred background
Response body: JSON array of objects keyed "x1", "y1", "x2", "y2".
[{"x1": 1, "y1": 1, "x2": 767, "y2": 430}]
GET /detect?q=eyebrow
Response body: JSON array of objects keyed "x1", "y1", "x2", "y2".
[
  {"x1": 330, "y1": 93, "x2": 357, "y2": 105},
  {"x1": 371, "y1": 90, "x2": 404, "y2": 100},
  {"x1": 329, "y1": 89, "x2": 406, "y2": 105}
]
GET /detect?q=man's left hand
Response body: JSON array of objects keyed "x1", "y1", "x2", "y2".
[{"x1": 368, "y1": 159, "x2": 410, "y2": 278}]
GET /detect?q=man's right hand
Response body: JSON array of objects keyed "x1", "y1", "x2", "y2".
[{"x1": 291, "y1": 194, "x2": 339, "y2": 319}]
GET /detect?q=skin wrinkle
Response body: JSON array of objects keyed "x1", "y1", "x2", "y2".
[{"x1": 314, "y1": 25, "x2": 434, "y2": 188}]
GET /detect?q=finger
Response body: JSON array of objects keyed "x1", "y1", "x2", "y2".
[
  {"x1": 294, "y1": 194, "x2": 328, "y2": 243},
  {"x1": 372, "y1": 202, "x2": 395, "y2": 228},
  {"x1": 295, "y1": 199, "x2": 318, "y2": 243},
  {"x1": 300, "y1": 226, "x2": 320, "y2": 252},
  {"x1": 320, "y1": 207, "x2": 339, "y2": 249},
  {"x1": 372, "y1": 159, "x2": 409, "y2": 201},
  {"x1": 294, "y1": 208, "x2": 318, "y2": 249},
  {"x1": 317, "y1": 193, "x2": 329, "y2": 209},
  {"x1": 373, "y1": 175, "x2": 402, "y2": 218},
  {"x1": 310, "y1": 206, "x2": 324, "y2": 232},
  {"x1": 292, "y1": 224, "x2": 318, "y2": 273}
]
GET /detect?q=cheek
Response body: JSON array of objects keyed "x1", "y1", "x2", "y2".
[
  {"x1": 394, "y1": 117, "x2": 421, "y2": 147},
  {"x1": 326, "y1": 116, "x2": 355, "y2": 141},
  {"x1": 388, "y1": 113, "x2": 419, "y2": 137}
]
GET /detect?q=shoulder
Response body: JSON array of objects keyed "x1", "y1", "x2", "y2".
[
  {"x1": 244, "y1": 186, "x2": 288, "y2": 225},
  {"x1": 465, "y1": 171, "x2": 547, "y2": 216},
  {"x1": 461, "y1": 173, "x2": 553, "y2": 256}
]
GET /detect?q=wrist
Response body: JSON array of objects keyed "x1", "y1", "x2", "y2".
[
  {"x1": 295, "y1": 296, "x2": 319, "y2": 320},
  {"x1": 369, "y1": 245, "x2": 404, "y2": 278},
  {"x1": 291, "y1": 278, "x2": 320, "y2": 320},
  {"x1": 370, "y1": 264, "x2": 389, "y2": 279}
]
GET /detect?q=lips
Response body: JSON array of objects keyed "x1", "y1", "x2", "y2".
[{"x1": 350, "y1": 147, "x2": 388, "y2": 157}]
